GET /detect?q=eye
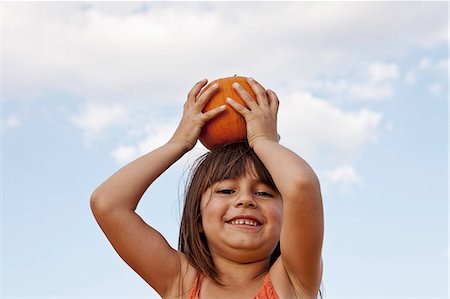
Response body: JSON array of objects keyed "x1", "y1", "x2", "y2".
[
  {"x1": 255, "y1": 191, "x2": 273, "y2": 197},
  {"x1": 217, "y1": 189, "x2": 235, "y2": 194}
]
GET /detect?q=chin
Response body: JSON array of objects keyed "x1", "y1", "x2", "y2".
[
  {"x1": 228, "y1": 249, "x2": 273, "y2": 264},
  {"x1": 226, "y1": 242, "x2": 276, "y2": 260}
]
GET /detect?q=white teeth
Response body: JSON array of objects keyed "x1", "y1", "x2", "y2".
[{"x1": 230, "y1": 219, "x2": 259, "y2": 226}]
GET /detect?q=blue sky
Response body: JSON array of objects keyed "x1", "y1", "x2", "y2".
[{"x1": 2, "y1": 1, "x2": 448, "y2": 298}]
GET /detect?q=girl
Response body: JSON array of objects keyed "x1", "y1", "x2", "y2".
[{"x1": 90, "y1": 78, "x2": 324, "y2": 298}]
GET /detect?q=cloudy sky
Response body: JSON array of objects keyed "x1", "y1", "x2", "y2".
[{"x1": 2, "y1": 1, "x2": 448, "y2": 298}]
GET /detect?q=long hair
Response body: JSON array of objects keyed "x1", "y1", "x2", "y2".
[
  {"x1": 178, "y1": 143, "x2": 278, "y2": 281},
  {"x1": 178, "y1": 142, "x2": 323, "y2": 298}
]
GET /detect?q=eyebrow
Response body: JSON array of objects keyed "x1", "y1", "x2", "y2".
[{"x1": 219, "y1": 177, "x2": 273, "y2": 187}]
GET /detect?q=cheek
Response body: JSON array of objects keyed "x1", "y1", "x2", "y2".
[
  {"x1": 200, "y1": 200, "x2": 229, "y2": 242},
  {"x1": 200, "y1": 196, "x2": 227, "y2": 224},
  {"x1": 264, "y1": 201, "x2": 283, "y2": 229}
]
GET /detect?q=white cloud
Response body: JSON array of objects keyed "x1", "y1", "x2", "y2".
[
  {"x1": 110, "y1": 145, "x2": 138, "y2": 165},
  {"x1": 293, "y1": 61, "x2": 400, "y2": 101},
  {"x1": 135, "y1": 122, "x2": 178, "y2": 154},
  {"x1": 108, "y1": 91, "x2": 383, "y2": 191},
  {"x1": 435, "y1": 59, "x2": 449, "y2": 72},
  {"x1": 5, "y1": 115, "x2": 21, "y2": 129},
  {"x1": 419, "y1": 57, "x2": 448, "y2": 72},
  {"x1": 3, "y1": 2, "x2": 445, "y2": 191},
  {"x1": 428, "y1": 83, "x2": 442, "y2": 95},
  {"x1": 368, "y1": 62, "x2": 400, "y2": 83},
  {"x1": 347, "y1": 81, "x2": 395, "y2": 100},
  {"x1": 107, "y1": 89, "x2": 383, "y2": 189},
  {"x1": 100, "y1": 83, "x2": 383, "y2": 187},
  {"x1": 279, "y1": 91, "x2": 382, "y2": 169},
  {"x1": 404, "y1": 57, "x2": 447, "y2": 93},
  {"x1": 70, "y1": 102, "x2": 129, "y2": 144},
  {"x1": 323, "y1": 165, "x2": 363, "y2": 186},
  {"x1": 3, "y1": 2, "x2": 447, "y2": 103},
  {"x1": 109, "y1": 120, "x2": 179, "y2": 164},
  {"x1": 404, "y1": 70, "x2": 417, "y2": 85},
  {"x1": 419, "y1": 58, "x2": 432, "y2": 70}
]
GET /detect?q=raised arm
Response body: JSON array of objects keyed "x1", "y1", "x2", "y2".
[
  {"x1": 227, "y1": 78, "x2": 324, "y2": 296},
  {"x1": 252, "y1": 140, "x2": 324, "y2": 295},
  {"x1": 90, "y1": 79, "x2": 224, "y2": 297}
]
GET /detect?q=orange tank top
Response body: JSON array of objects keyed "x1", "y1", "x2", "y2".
[{"x1": 188, "y1": 273, "x2": 279, "y2": 299}]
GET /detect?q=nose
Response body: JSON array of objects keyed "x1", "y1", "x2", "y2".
[{"x1": 235, "y1": 193, "x2": 257, "y2": 208}]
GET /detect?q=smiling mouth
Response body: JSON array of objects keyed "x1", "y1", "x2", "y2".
[{"x1": 226, "y1": 219, "x2": 261, "y2": 227}]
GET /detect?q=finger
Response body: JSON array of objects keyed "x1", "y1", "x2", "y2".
[
  {"x1": 202, "y1": 104, "x2": 227, "y2": 122},
  {"x1": 196, "y1": 82, "x2": 220, "y2": 109},
  {"x1": 232, "y1": 82, "x2": 259, "y2": 110},
  {"x1": 187, "y1": 79, "x2": 208, "y2": 105},
  {"x1": 267, "y1": 89, "x2": 279, "y2": 114},
  {"x1": 226, "y1": 97, "x2": 250, "y2": 118},
  {"x1": 247, "y1": 77, "x2": 269, "y2": 108}
]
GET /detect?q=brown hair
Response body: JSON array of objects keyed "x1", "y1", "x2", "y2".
[{"x1": 178, "y1": 142, "x2": 280, "y2": 284}]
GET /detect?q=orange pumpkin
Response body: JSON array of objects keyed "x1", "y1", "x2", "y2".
[{"x1": 199, "y1": 76, "x2": 258, "y2": 150}]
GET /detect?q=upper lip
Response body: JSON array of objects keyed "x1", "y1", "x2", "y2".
[{"x1": 227, "y1": 214, "x2": 263, "y2": 225}]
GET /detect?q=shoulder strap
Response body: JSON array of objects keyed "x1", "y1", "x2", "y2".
[{"x1": 189, "y1": 272, "x2": 204, "y2": 299}]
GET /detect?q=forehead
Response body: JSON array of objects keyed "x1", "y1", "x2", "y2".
[
  {"x1": 222, "y1": 166, "x2": 263, "y2": 182},
  {"x1": 196, "y1": 146, "x2": 278, "y2": 193},
  {"x1": 213, "y1": 160, "x2": 264, "y2": 182}
]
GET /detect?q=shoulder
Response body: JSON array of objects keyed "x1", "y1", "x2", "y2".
[
  {"x1": 269, "y1": 257, "x2": 320, "y2": 299},
  {"x1": 164, "y1": 252, "x2": 199, "y2": 299}
]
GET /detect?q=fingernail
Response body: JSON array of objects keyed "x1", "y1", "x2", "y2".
[
  {"x1": 220, "y1": 105, "x2": 227, "y2": 110},
  {"x1": 212, "y1": 83, "x2": 219, "y2": 88},
  {"x1": 226, "y1": 97, "x2": 234, "y2": 103},
  {"x1": 247, "y1": 77, "x2": 254, "y2": 82},
  {"x1": 232, "y1": 82, "x2": 240, "y2": 88}
]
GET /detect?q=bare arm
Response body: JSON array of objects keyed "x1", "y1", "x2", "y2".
[
  {"x1": 252, "y1": 140, "x2": 324, "y2": 295},
  {"x1": 91, "y1": 141, "x2": 187, "y2": 211},
  {"x1": 90, "y1": 79, "x2": 224, "y2": 296},
  {"x1": 227, "y1": 78, "x2": 324, "y2": 296}
]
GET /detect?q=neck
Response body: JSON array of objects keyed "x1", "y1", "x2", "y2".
[{"x1": 210, "y1": 254, "x2": 271, "y2": 286}]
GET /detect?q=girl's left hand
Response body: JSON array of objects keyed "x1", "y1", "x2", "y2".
[{"x1": 226, "y1": 78, "x2": 280, "y2": 148}]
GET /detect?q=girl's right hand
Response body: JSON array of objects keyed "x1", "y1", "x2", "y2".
[{"x1": 169, "y1": 79, "x2": 226, "y2": 151}]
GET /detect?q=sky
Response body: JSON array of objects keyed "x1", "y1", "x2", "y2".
[{"x1": 2, "y1": 1, "x2": 448, "y2": 298}]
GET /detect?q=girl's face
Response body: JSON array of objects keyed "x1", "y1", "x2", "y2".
[{"x1": 200, "y1": 169, "x2": 283, "y2": 264}]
